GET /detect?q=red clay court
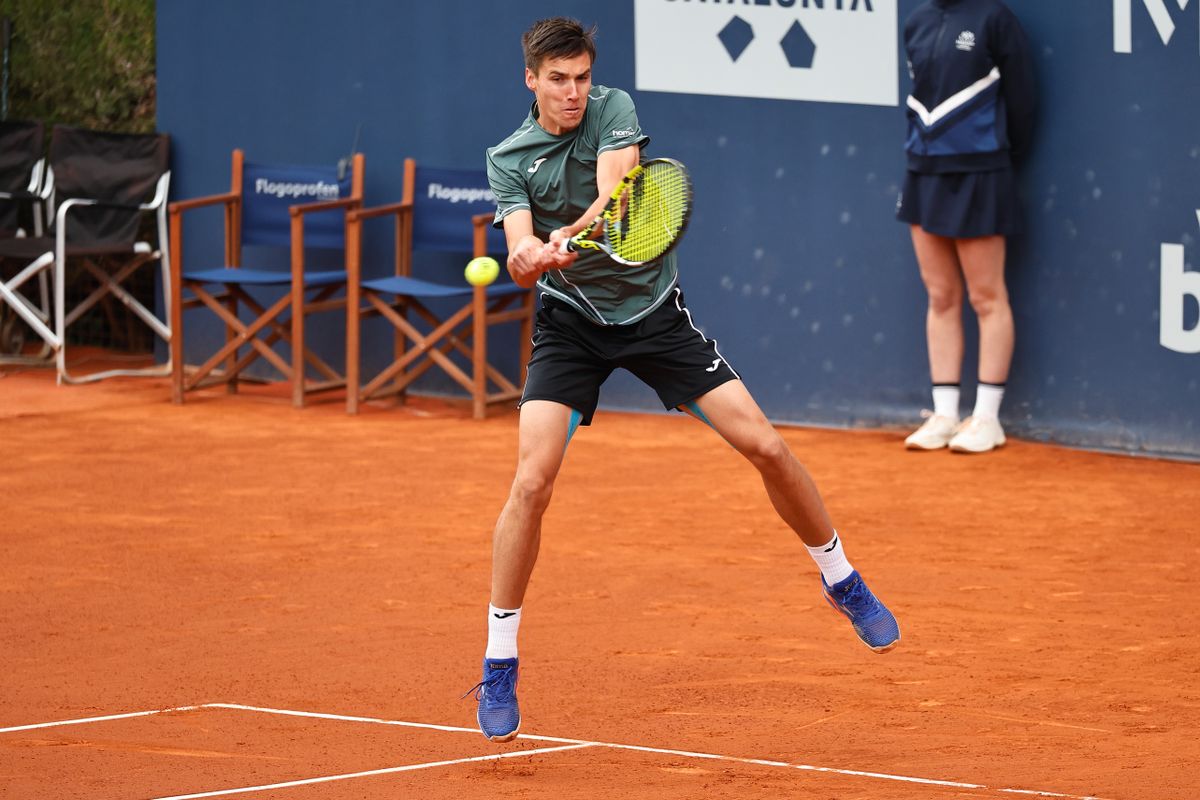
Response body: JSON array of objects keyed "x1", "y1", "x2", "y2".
[{"x1": 1, "y1": 363, "x2": 1197, "y2": 799}]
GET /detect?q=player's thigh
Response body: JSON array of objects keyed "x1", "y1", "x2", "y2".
[
  {"x1": 514, "y1": 400, "x2": 574, "y2": 485},
  {"x1": 689, "y1": 380, "x2": 781, "y2": 457}
]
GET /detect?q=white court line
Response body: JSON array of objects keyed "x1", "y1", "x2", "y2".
[
  {"x1": 202, "y1": 703, "x2": 482, "y2": 735},
  {"x1": 210, "y1": 704, "x2": 1112, "y2": 800},
  {"x1": 0, "y1": 702, "x2": 1114, "y2": 800},
  {"x1": 148, "y1": 743, "x2": 596, "y2": 800},
  {"x1": 0, "y1": 705, "x2": 202, "y2": 734}
]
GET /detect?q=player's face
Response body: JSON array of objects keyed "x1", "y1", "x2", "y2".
[{"x1": 526, "y1": 52, "x2": 592, "y2": 136}]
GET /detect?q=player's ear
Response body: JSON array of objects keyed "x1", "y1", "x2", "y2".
[{"x1": 524, "y1": 68, "x2": 536, "y2": 92}]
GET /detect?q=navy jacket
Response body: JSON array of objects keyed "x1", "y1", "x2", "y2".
[{"x1": 903, "y1": 0, "x2": 1035, "y2": 174}]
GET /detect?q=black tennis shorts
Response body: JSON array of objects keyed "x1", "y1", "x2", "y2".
[{"x1": 520, "y1": 287, "x2": 740, "y2": 426}]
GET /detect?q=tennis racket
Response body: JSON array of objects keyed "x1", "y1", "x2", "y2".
[{"x1": 561, "y1": 158, "x2": 693, "y2": 266}]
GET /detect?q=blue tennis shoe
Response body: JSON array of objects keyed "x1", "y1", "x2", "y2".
[
  {"x1": 468, "y1": 657, "x2": 520, "y2": 742},
  {"x1": 821, "y1": 571, "x2": 900, "y2": 653}
]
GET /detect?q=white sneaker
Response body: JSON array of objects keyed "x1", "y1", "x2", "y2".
[
  {"x1": 904, "y1": 414, "x2": 959, "y2": 450},
  {"x1": 948, "y1": 415, "x2": 1006, "y2": 453}
]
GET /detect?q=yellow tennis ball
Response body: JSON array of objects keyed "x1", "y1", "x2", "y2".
[{"x1": 465, "y1": 256, "x2": 500, "y2": 287}]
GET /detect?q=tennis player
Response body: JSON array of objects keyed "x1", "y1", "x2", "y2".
[{"x1": 467, "y1": 17, "x2": 900, "y2": 743}]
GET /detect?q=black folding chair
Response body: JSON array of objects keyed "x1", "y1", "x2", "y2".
[
  {"x1": 0, "y1": 125, "x2": 171, "y2": 382},
  {"x1": 0, "y1": 120, "x2": 51, "y2": 360}
]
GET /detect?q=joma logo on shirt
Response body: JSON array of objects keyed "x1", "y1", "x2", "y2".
[{"x1": 611, "y1": 128, "x2": 636, "y2": 138}]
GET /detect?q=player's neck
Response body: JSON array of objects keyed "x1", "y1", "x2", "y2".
[{"x1": 531, "y1": 101, "x2": 575, "y2": 137}]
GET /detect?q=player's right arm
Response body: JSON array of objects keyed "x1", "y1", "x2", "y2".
[{"x1": 502, "y1": 209, "x2": 575, "y2": 289}]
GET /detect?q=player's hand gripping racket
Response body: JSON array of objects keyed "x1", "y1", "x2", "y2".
[{"x1": 560, "y1": 158, "x2": 693, "y2": 266}]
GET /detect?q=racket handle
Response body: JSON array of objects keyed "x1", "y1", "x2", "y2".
[{"x1": 562, "y1": 214, "x2": 602, "y2": 255}]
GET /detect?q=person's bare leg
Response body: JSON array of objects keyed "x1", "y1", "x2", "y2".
[
  {"x1": 956, "y1": 235, "x2": 1012, "y2": 385},
  {"x1": 476, "y1": 400, "x2": 574, "y2": 743},
  {"x1": 686, "y1": 381, "x2": 900, "y2": 652},
  {"x1": 910, "y1": 225, "x2": 966, "y2": 384},
  {"x1": 490, "y1": 400, "x2": 572, "y2": 609},
  {"x1": 689, "y1": 380, "x2": 833, "y2": 547},
  {"x1": 946, "y1": 234, "x2": 1011, "y2": 452},
  {"x1": 903, "y1": 225, "x2": 968, "y2": 448}
]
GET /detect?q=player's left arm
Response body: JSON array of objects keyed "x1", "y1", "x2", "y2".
[{"x1": 547, "y1": 145, "x2": 640, "y2": 250}]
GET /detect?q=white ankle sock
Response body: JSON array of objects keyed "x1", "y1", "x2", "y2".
[
  {"x1": 806, "y1": 531, "x2": 855, "y2": 585},
  {"x1": 973, "y1": 383, "x2": 1005, "y2": 420},
  {"x1": 932, "y1": 384, "x2": 960, "y2": 419},
  {"x1": 485, "y1": 605, "x2": 521, "y2": 659}
]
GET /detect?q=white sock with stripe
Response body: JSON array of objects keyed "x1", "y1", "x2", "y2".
[
  {"x1": 806, "y1": 531, "x2": 854, "y2": 586},
  {"x1": 973, "y1": 382, "x2": 1006, "y2": 420},
  {"x1": 932, "y1": 383, "x2": 961, "y2": 420},
  {"x1": 485, "y1": 605, "x2": 521, "y2": 659}
]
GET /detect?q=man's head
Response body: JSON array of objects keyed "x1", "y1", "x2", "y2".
[
  {"x1": 522, "y1": 17, "x2": 596, "y2": 76},
  {"x1": 522, "y1": 18, "x2": 596, "y2": 136}
]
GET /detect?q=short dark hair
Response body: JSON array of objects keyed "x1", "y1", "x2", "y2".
[{"x1": 521, "y1": 17, "x2": 597, "y2": 74}]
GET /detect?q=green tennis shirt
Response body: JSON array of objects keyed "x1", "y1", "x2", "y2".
[{"x1": 486, "y1": 85, "x2": 679, "y2": 326}]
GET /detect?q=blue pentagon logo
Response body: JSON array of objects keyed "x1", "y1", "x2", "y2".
[{"x1": 780, "y1": 19, "x2": 816, "y2": 69}]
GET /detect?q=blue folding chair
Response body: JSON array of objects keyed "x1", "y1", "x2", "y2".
[
  {"x1": 345, "y1": 158, "x2": 533, "y2": 418},
  {"x1": 169, "y1": 149, "x2": 364, "y2": 406}
]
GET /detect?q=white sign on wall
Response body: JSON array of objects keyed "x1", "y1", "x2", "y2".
[
  {"x1": 634, "y1": 0, "x2": 898, "y2": 107},
  {"x1": 1160, "y1": 210, "x2": 1200, "y2": 354},
  {"x1": 1114, "y1": 0, "x2": 1198, "y2": 54}
]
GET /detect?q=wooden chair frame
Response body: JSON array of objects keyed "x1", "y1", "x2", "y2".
[
  {"x1": 345, "y1": 158, "x2": 533, "y2": 418},
  {"x1": 169, "y1": 149, "x2": 364, "y2": 407}
]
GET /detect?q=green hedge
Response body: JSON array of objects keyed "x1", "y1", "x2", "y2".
[{"x1": 2, "y1": 0, "x2": 156, "y2": 132}]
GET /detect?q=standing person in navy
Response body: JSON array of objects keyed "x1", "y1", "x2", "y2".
[{"x1": 897, "y1": 0, "x2": 1035, "y2": 453}]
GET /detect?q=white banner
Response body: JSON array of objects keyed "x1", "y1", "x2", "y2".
[
  {"x1": 635, "y1": 0, "x2": 898, "y2": 107},
  {"x1": 1159, "y1": 210, "x2": 1200, "y2": 354},
  {"x1": 1114, "y1": 0, "x2": 1198, "y2": 54}
]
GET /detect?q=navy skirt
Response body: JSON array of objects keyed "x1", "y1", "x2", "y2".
[{"x1": 896, "y1": 169, "x2": 1020, "y2": 238}]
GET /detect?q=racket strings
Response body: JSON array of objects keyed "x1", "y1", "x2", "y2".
[{"x1": 605, "y1": 161, "x2": 691, "y2": 264}]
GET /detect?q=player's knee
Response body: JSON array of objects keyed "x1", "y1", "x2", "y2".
[
  {"x1": 743, "y1": 433, "x2": 793, "y2": 475},
  {"x1": 510, "y1": 468, "x2": 556, "y2": 511}
]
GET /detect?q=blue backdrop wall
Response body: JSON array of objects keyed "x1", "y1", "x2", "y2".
[{"x1": 157, "y1": 0, "x2": 1200, "y2": 459}]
